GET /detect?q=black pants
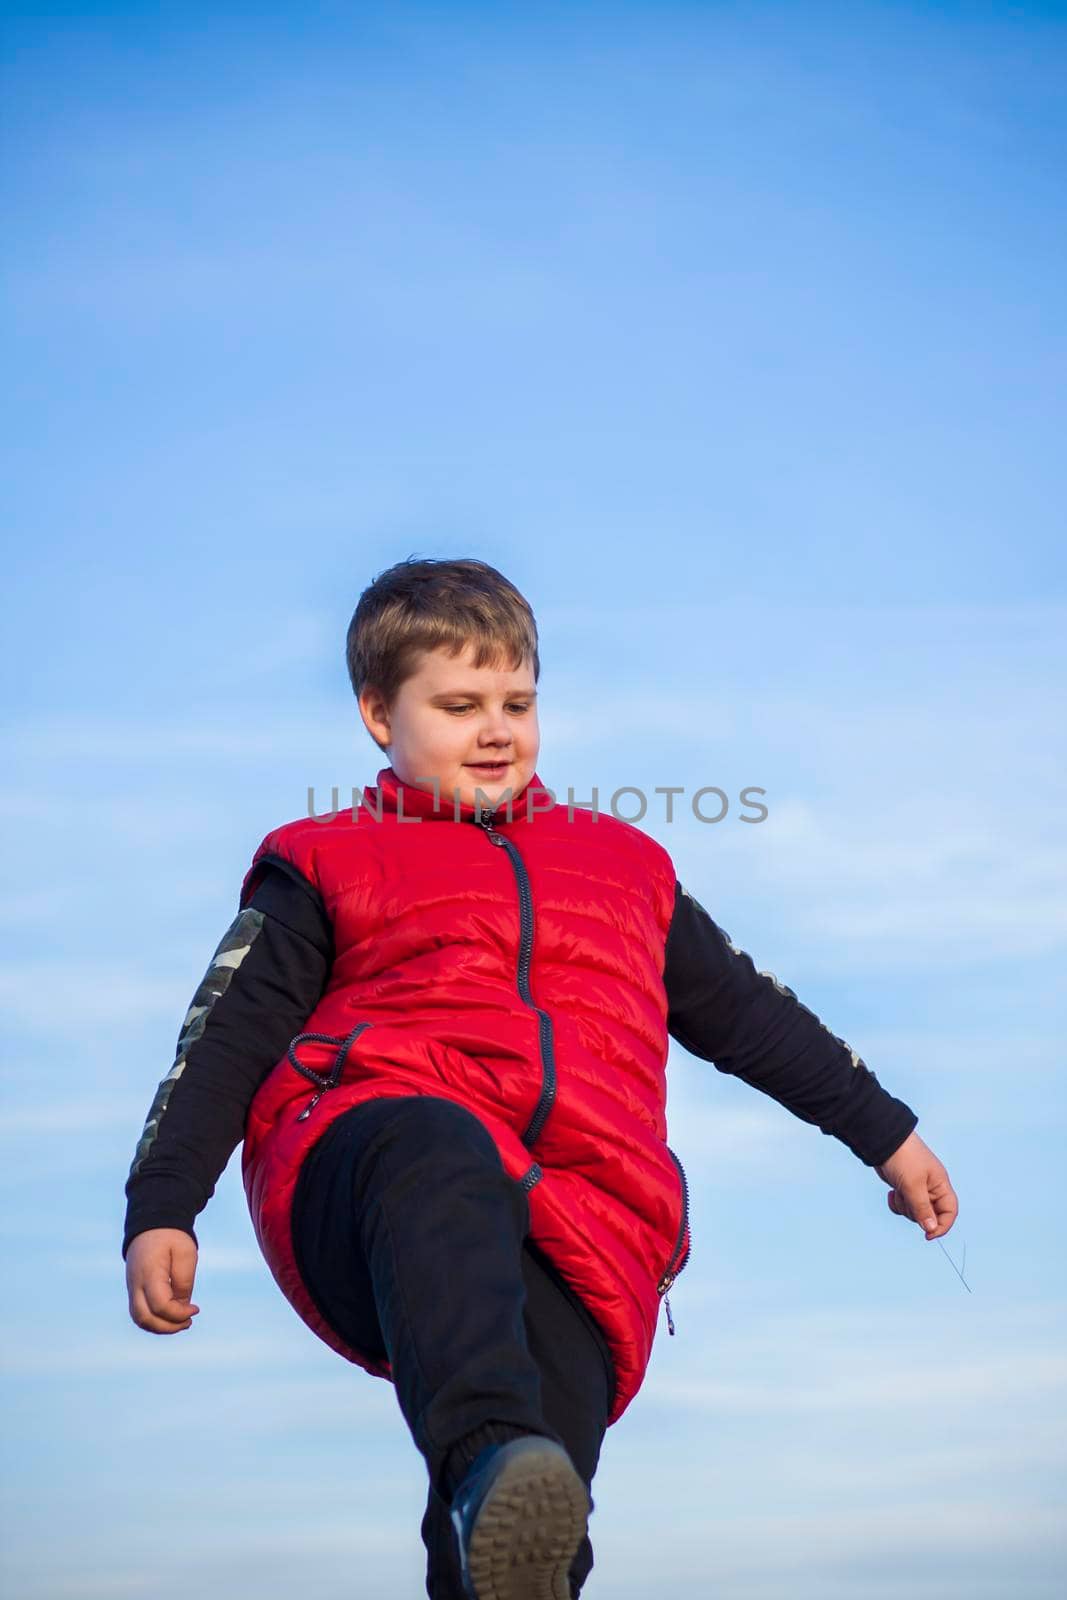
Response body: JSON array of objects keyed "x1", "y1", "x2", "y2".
[{"x1": 290, "y1": 1094, "x2": 616, "y2": 1600}]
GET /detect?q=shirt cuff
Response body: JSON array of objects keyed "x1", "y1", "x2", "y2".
[
  {"x1": 122, "y1": 1173, "x2": 205, "y2": 1259},
  {"x1": 828, "y1": 1067, "x2": 919, "y2": 1167}
]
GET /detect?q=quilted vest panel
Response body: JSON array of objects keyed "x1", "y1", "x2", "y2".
[{"x1": 238, "y1": 766, "x2": 689, "y2": 1423}]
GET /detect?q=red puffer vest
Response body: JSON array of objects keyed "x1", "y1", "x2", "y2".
[{"x1": 238, "y1": 765, "x2": 690, "y2": 1423}]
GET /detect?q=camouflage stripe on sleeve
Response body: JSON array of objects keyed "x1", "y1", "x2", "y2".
[{"x1": 127, "y1": 907, "x2": 266, "y2": 1180}]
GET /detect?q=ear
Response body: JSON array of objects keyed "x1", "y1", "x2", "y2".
[{"x1": 358, "y1": 686, "x2": 391, "y2": 748}]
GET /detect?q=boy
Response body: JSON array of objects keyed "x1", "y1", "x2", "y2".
[{"x1": 123, "y1": 557, "x2": 958, "y2": 1600}]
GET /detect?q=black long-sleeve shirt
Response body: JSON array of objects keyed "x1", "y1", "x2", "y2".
[{"x1": 121, "y1": 868, "x2": 918, "y2": 1259}]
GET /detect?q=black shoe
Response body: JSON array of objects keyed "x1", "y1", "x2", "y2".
[{"x1": 449, "y1": 1434, "x2": 591, "y2": 1600}]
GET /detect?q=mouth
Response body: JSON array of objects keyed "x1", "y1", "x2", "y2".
[{"x1": 465, "y1": 761, "x2": 511, "y2": 774}]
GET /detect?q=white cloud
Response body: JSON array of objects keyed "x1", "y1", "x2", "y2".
[
  {"x1": 841, "y1": 1030, "x2": 1057, "y2": 1078},
  {"x1": 673, "y1": 788, "x2": 1066, "y2": 970},
  {"x1": 16, "y1": 1575, "x2": 157, "y2": 1598},
  {"x1": 591, "y1": 1295, "x2": 1067, "y2": 1596},
  {"x1": 0, "y1": 966, "x2": 184, "y2": 1033},
  {"x1": 652, "y1": 1346, "x2": 1067, "y2": 1415},
  {"x1": 3, "y1": 711, "x2": 355, "y2": 763},
  {"x1": 0, "y1": 1331, "x2": 293, "y2": 1378},
  {"x1": 0, "y1": 1095, "x2": 153, "y2": 1134},
  {"x1": 594, "y1": 1503, "x2": 1066, "y2": 1600},
  {"x1": 660, "y1": 1090, "x2": 797, "y2": 1166}
]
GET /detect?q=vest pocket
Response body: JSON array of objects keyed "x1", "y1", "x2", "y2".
[
  {"x1": 288, "y1": 1024, "x2": 374, "y2": 1123},
  {"x1": 656, "y1": 1144, "x2": 691, "y2": 1296}
]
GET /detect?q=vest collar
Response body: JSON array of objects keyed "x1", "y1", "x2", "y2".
[{"x1": 372, "y1": 765, "x2": 544, "y2": 823}]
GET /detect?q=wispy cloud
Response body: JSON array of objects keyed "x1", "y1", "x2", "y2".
[
  {"x1": 0, "y1": 1331, "x2": 295, "y2": 1378},
  {"x1": 0, "y1": 967, "x2": 184, "y2": 1032},
  {"x1": 3, "y1": 710, "x2": 356, "y2": 763},
  {"x1": 0, "y1": 1095, "x2": 159, "y2": 1134},
  {"x1": 724, "y1": 795, "x2": 1067, "y2": 965},
  {"x1": 653, "y1": 1345, "x2": 1067, "y2": 1415}
]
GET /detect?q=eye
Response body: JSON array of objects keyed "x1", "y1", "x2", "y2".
[{"x1": 442, "y1": 703, "x2": 532, "y2": 715}]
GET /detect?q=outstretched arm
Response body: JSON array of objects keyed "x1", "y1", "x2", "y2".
[{"x1": 663, "y1": 879, "x2": 919, "y2": 1170}]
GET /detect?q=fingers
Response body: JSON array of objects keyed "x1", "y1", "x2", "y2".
[
  {"x1": 131, "y1": 1282, "x2": 196, "y2": 1334},
  {"x1": 884, "y1": 1179, "x2": 935, "y2": 1231},
  {"x1": 885, "y1": 1167, "x2": 960, "y2": 1239},
  {"x1": 924, "y1": 1172, "x2": 960, "y2": 1239},
  {"x1": 168, "y1": 1255, "x2": 199, "y2": 1309},
  {"x1": 129, "y1": 1255, "x2": 200, "y2": 1335}
]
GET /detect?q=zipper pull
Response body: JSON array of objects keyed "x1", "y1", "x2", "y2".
[
  {"x1": 664, "y1": 1294, "x2": 676, "y2": 1336},
  {"x1": 478, "y1": 810, "x2": 506, "y2": 845},
  {"x1": 296, "y1": 1088, "x2": 325, "y2": 1122}
]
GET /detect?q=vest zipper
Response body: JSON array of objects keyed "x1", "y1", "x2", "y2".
[
  {"x1": 475, "y1": 807, "x2": 558, "y2": 1150},
  {"x1": 288, "y1": 1023, "x2": 374, "y2": 1122},
  {"x1": 476, "y1": 803, "x2": 686, "y2": 1330},
  {"x1": 656, "y1": 1145, "x2": 691, "y2": 1336}
]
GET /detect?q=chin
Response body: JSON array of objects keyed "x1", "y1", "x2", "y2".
[{"x1": 462, "y1": 766, "x2": 526, "y2": 798}]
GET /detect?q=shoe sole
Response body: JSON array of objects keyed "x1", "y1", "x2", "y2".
[{"x1": 464, "y1": 1440, "x2": 591, "y2": 1600}]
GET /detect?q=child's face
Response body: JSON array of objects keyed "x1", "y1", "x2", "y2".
[{"x1": 359, "y1": 641, "x2": 540, "y2": 811}]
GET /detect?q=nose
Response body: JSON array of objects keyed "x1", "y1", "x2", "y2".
[{"x1": 477, "y1": 708, "x2": 513, "y2": 748}]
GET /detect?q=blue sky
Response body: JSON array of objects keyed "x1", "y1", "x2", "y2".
[{"x1": 2, "y1": 2, "x2": 1065, "y2": 1596}]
